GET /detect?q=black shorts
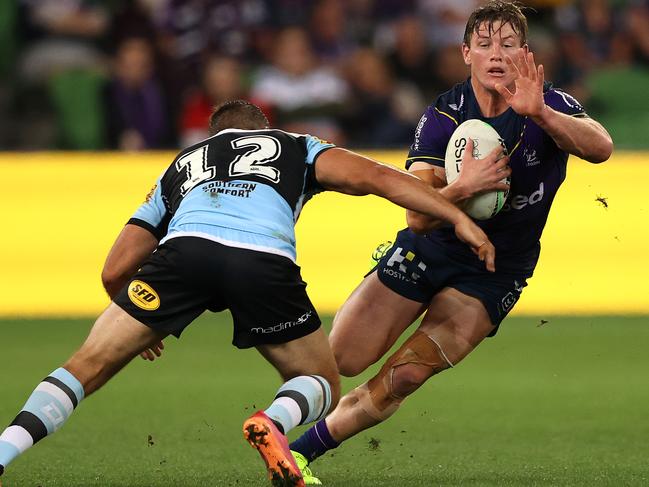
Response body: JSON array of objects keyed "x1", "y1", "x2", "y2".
[
  {"x1": 374, "y1": 229, "x2": 533, "y2": 335},
  {"x1": 113, "y1": 237, "x2": 321, "y2": 348}
]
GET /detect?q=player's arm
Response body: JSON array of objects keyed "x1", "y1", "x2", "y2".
[
  {"x1": 406, "y1": 139, "x2": 510, "y2": 233},
  {"x1": 315, "y1": 147, "x2": 496, "y2": 271},
  {"x1": 101, "y1": 176, "x2": 168, "y2": 298},
  {"x1": 101, "y1": 224, "x2": 159, "y2": 299},
  {"x1": 531, "y1": 108, "x2": 612, "y2": 163},
  {"x1": 495, "y1": 49, "x2": 613, "y2": 163}
]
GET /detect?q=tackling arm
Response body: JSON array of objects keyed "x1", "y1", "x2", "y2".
[
  {"x1": 101, "y1": 224, "x2": 159, "y2": 299},
  {"x1": 315, "y1": 147, "x2": 496, "y2": 271},
  {"x1": 315, "y1": 148, "x2": 467, "y2": 225}
]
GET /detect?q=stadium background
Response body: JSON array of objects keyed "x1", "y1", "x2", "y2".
[
  {"x1": 1, "y1": 1, "x2": 648, "y2": 486},
  {"x1": 1, "y1": 0, "x2": 648, "y2": 316}
]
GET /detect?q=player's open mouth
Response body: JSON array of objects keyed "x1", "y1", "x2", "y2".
[{"x1": 487, "y1": 68, "x2": 505, "y2": 77}]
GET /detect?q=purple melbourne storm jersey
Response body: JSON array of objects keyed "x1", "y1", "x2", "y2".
[{"x1": 407, "y1": 79, "x2": 587, "y2": 273}]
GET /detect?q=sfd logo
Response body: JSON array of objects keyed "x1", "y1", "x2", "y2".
[{"x1": 128, "y1": 280, "x2": 160, "y2": 310}]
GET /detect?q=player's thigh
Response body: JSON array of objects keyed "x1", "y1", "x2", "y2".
[
  {"x1": 256, "y1": 327, "x2": 340, "y2": 402},
  {"x1": 330, "y1": 271, "x2": 427, "y2": 377},
  {"x1": 65, "y1": 302, "x2": 167, "y2": 393},
  {"x1": 418, "y1": 287, "x2": 495, "y2": 365}
]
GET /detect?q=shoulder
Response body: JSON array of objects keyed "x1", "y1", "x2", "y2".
[
  {"x1": 408, "y1": 84, "x2": 468, "y2": 165},
  {"x1": 429, "y1": 81, "x2": 468, "y2": 125},
  {"x1": 543, "y1": 83, "x2": 587, "y2": 117}
]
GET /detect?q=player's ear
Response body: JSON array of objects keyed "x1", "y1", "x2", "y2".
[{"x1": 462, "y1": 43, "x2": 471, "y2": 65}]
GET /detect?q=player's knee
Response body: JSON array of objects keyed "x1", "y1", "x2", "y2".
[
  {"x1": 334, "y1": 348, "x2": 372, "y2": 377},
  {"x1": 390, "y1": 363, "x2": 440, "y2": 398},
  {"x1": 335, "y1": 358, "x2": 366, "y2": 378}
]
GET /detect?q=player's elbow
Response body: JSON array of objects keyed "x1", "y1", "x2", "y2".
[
  {"x1": 584, "y1": 133, "x2": 614, "y2": 164},
  {"x1": 101, "y1": 267, "x2": 127, "y2": 299}
]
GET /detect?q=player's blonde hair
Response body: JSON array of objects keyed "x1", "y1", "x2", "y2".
[{"x1": 463, "y1": 1, "x2": 529, "y2": 47}]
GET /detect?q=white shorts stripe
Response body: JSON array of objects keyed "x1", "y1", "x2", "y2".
[
  {"x1": 272, "y1": 397, "x2": 303, "y2": 427},
  {"x1": 36, "y1": 382, "x2": 74, "y2": 415},
  {"x1": 0, "y1": 426, "x2": 34, "y2": 453}
]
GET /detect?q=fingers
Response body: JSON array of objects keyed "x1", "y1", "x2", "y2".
[
  {"x1": 518, "y1": 49, "x2": 529, "y2": 78},
  {"x1": 484, "y1": 145, "x2": 507, "y2": 163},
  {"x1": 537, "y1": 63, "x2": 545, "y2": 86},
  {"x1": 494, "y1": 83, "x2": 514, "y2": 103},
  {"x1": 139, "y1": 342, "x2": 165, "y2": 361},
  {"x1": 478, "y1": 242, "x2": 496, "y2": 272},
  {"x1": 493, "y1": 153, "x2": 510, "y2": 168},
  {"x1": 504, "y1": 55, "x2": 522, "y2": 79},
  {"x1": 461, "y1": 137, "x2": 475, "y2": 162},
  {"x1": 140, "y1": 349, "x2": 155, "y2": 361},
  {"x1": 526, "y1": 51, "x2": 536, "y2": 81}
]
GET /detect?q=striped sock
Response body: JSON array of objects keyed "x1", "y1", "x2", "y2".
[
  {"x1": 289, "y1": 418, "x2": 339, "y2": 462},
  {"x1": 0, "y1": 368, "x2": 84, "y2": 472},
  {"x1": 264, "y1": 375, "x2": 332, "y2": 435}
]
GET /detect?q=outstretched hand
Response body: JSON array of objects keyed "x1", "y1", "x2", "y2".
[
  {"x1": 494, "y1": 49, "x2": 545, "y2": 118},
  {"x1": 453, "y1": 218, "x2": 496, "y2": 272}
]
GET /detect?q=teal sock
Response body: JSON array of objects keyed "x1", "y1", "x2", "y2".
[
  {"x1": 0, "y1": 367, "x2": 84, "y2": 472},
  {"x1": 264, "y1": 375, "x2": 332, "y2": 435}
]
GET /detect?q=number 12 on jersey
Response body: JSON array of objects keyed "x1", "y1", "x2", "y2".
[{"x1": 175, "y1": 135, "x2": 283, "y2": 196}]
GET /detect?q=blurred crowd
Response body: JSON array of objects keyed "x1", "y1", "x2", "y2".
[{"x1": 0, "y1": 0, "x2": 648, "y2": 151}]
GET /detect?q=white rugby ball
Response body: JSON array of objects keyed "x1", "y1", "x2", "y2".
[{"x1": 444, "y1": 119, "x2": 509, "y2": 220}]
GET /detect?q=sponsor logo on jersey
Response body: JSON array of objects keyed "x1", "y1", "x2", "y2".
[
  {"x1": 202, "y1": 181, "x2": 257, "y2": 198},
  {"x1": 501, "y1": 182, "x2": 544, "y2": 212},
  {"x1": 523, "y1": 147, "x2": 540, "y2": 167},
  {"x1": 501, "y1": 291, "x2": 518, "y2": 312},
  {"x1": 448, "y1": 94, "x2": 464, "y2": 112},
  {"x1": 128, "y1": 280, "x2": 160, "y2": 310},
  {"x1": 312, "y1": 136, "x2": 331, "y2": 146},
  {"x1": 144, "y1": 184, "x2": 157, "y2": 203},
  {"x1": 413, "y1": 114, "x2": 428, "y2": 151},
  {"x1": 251, "y1": 310, "x2": 313, "y2": 334},
  {"x1": 383, "y1": 246, "x2": 427, "y2": 283}
]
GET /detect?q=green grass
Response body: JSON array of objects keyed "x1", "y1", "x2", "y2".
[{"x1": 1, "y1": 315, "x2": 648, "y2": 486}]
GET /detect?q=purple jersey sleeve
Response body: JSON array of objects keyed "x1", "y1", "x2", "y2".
[
  {"x1": 544, "y1": 88, "x2": 587, "y2": 117},
  {"x1": 406, "y1": 106, "x2": 457, "y2": 169}
]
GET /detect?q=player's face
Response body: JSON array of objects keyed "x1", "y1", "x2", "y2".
[{"x1": 462, "y1": 21, "x2": 526, "y2": 93}]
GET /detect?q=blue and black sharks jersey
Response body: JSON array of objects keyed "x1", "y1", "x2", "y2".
[
  {"x1": 129, "y1": 128, "x2": 334, "y2": 262},
  {"x1": 407, "y1": 79, "x2": 587, "y2": 273}
]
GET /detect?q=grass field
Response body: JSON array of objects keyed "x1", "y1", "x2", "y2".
[{"x1": 1, "y1": 315, "x2": 648, "y2": 486}]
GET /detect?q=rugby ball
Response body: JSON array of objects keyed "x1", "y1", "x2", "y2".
[{"x1": 444, "y1": 119, "x2": 509, "y2": 220}]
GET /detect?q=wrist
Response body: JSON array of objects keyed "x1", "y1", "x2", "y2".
[
  {"x1": 451, "y1": 210, "x2": 472, "y2": 227},
  {"x1": 531, "y1": 103, "x2": 552, "y2": 127},
  {"x1": 443, "y1": 180, "x2": 472, "y2": 203}
]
